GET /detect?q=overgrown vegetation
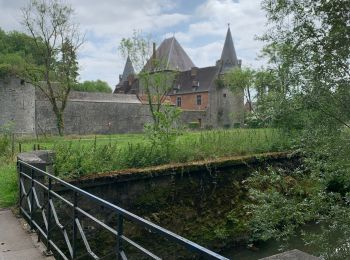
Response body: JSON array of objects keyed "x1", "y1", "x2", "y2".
[
  {"x1": 223, "y1": 0, "x2": 350, "y2": 258},
  {"x1": 0, "y1": 123, "x2": 17, "y2": 208},
  {"x1": 53, "y1": 128, "x2": 292, "y2": 179},
  {"x1": 72, "y1": 80, "x2": 112, "y2": 93}
]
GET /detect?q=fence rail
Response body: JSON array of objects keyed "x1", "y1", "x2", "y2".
[{"x1": 17, "y1": 159, "x2": 229, "y2": 260}]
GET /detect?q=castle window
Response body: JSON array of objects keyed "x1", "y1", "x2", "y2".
[
  {"x1": 223, "y1": 93, "x2": 227, "y2": 98},
  {"x1": 196, "y1": 95, "x2": 202, "y2": 106},
  {"x1": 176, "y1": 96, "x2": 182, "y2": 107}
]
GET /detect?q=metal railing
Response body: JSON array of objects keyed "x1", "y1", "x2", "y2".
[{"x1": 17, "y1": 160, "x2": 229, "y2": 260}]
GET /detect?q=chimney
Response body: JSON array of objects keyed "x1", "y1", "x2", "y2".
[
  {"x1": 119, "y1": 74, "x2": 122, "y2": 81},
  {"x1": 238, "y1": 59, "x2": 242, "y2": 68},
  {"x1": 152, "y1": 42, "x2": 156, "y2": 60},
  {"x1": 191, "y1": 67, "x2": 198, "y2": 77},
  {"x1": 152, "y1": 42, "x2": 157, "y2": 70}
]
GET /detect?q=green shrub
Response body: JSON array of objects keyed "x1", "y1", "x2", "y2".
[{"x1": 188, "y1": 122, "x2": 200, "y2": 129}]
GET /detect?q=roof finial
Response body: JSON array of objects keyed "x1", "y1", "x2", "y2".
[{"x1": 227, "y1": 22, "x2": 230, "y2": 28}]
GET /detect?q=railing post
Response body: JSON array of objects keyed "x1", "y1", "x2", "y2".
[
  {"x1": 116, "y1": 214, "x2": 124, "y2": 260},
  {"x1": 17, "y1": 162, "x2": 22, "y2": 208},
  {"x1": 30, "y1": 168, "x2": 35, "y2": 230},
  {"x1": 72, "y1": 192, "x2": 78, "y2": 259},
  {"x1": 46, "y1": 178, "x2": 52, "y2": 255}
]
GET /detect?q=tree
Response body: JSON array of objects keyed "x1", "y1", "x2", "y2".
[
  {"x1": 73, "y1": 80, "x2": 112, "y2": 93},
  {"x1": 0, "y1": 28, "x2": 46, "y2": 78},
  {"x1": 119, "y1": 31, "x2": 182, "y2": 151},
  {"x1": 119, "y1": 31, "x2": 179, "y2": 127},
  {"x1": 22, "y1": 0, "x2": 84, "y2": 136},
  {"x1": 260, "y1": 0, "x2": 350, "y2": 130},
  {"x1": 224, "y1": 67, "x2": 255, "y2": 112}
]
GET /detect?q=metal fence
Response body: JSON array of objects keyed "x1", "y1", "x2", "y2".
[{"x1": 17, "y1": 160, "x2": 229, "y2": 260}]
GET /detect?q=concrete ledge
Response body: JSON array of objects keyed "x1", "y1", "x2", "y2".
[
  {"x1": 17, "y1": 150, "x2": 55, "y2": 173},
  {"x1": 69, "y1": 151, "x2": 295, "y2": 187}
]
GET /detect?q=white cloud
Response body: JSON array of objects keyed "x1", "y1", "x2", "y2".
[
  {"x1": 0, "y1": 0, "x2": 268, "y2": 88},
  {"x1": 166, "y1": 0, "x2": 267, "y2": 69}
]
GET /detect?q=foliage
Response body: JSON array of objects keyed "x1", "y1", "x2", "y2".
[
  {"x1": 22, "y1": 0, "x2": 84, "y2": 136},
  {"x1": 119, "y1": 31, "x2": 178, "y2": 127},
  {"x1": 224, "y1": 67, "x2": 255, "y2": 112},
  {"x1": 188, "y1": 121, "x2": 200, "y2": 129},
  {"x1": 0, "y1": 122, "x2": 14, "y2": 158},
  {"x1": 50, "y1": 128, "x2": 293, "y2": 179},
  {"x1": 73, "y1": 80, "x2": 112, "y2": 93},
  {"x1": 0, "y1": 161, "x2": 17, "y2": 208},
  {"x1": 260, "y1": 0, "x2": 350, "y2": 130},
  {"x1": 0, "y1": 28, "x2": 46, "y2": 78},
  {"x1": 144, "y1": 104, "x2": 182, "y2": 157}
]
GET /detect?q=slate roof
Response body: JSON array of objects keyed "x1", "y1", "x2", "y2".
[
  {"x1": 220, "y1": 27, "x2": 239, "y2": 71},
  {"x1": 144, "y1": 37, "x2": 195, "y2": 72},
  {"x1": 119, "y1": 56, "x2": 135, "y2": 83},
  {"x1": 169, "y1": 66, "x2": 219, "y2": 95}
]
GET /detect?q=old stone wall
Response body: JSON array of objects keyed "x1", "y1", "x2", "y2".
[
  {"x1": 0, "y1": 77, "x2": 36, "y2": 135},
  {"x1": 1, "y1": 76, "x2": 243, "y2": 135},
  {"x1": 35, "y1": 100, "x2": 152, "y2": 135},
  {"x1": 207, "y1": 84, "x2": 244, "y2": 128},
  {"x1": 180, "y1": 110, "x2": 207, "y2": 128}
]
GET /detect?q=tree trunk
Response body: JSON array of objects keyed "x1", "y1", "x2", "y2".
[{"x1": 53, "y1": 108, "x2": 65, "y2": 136}]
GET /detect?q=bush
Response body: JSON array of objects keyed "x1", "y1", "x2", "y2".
[
  {"x1": 188, "y1": 121, "x2": 200, "y2": 129},
  {"x1": 0, "y1": 122, "x2": 14, "y2": 157}
]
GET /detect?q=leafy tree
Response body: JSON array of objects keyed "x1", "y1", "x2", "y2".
[
  {"x1": 224, "y1": 67, "x2": 255, "y2": 112},
  {"x1": 0, "y1": 28, "x2": 46, "y2": 78},
  {"x1": 22, "y1": 0, "x2": 84, "y2": 136},
  {"x1": 119, "y1": 31, "x2": 179, "y2": 127},
  {"x1": 73, "y1": 80, "x2": 112, "y2": 93},
  {"x1": 260, "y1": 0, "x2": 350, "y2": 130}
]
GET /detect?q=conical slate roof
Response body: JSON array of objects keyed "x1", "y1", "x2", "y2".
[
  {"x1": 144, "y1": 37, "x2": 195, "y2": 72},
  {"x1": 120, "y1": 56, "x2": 135, "y2": 83},
  {"x1": 220, "y1": 27, "x2": 238, "y2": 68}
]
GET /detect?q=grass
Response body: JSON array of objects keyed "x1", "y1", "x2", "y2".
[
  {"x1": 52, "y1": 128, "x2": 295, "y2": 178},
  {"x1": 0, "y1": 158, "x2": 17, "y2": 208},
  {"x1": 0, "y1": 128, "x2": 295, "y2": 207}
]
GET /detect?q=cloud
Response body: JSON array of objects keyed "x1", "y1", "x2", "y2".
[
  {"x1": 0, "y1": 0, "x2": 268, "y2": 88},
  {"x1": 164, "y1": 0, "x2": 267, "y2": 69}
]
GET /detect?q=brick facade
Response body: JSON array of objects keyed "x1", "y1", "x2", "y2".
[{"x1": 169, "y1": 92, "x2": 208, "y2": 110}]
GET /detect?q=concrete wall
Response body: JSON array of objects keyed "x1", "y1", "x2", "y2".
[{"x1": 0, "y1": 77, "x2": 36, "y2": 135}]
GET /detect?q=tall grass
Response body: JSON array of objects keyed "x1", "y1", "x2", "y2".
[
  {"x1": 54, "y1": 129, "x2": 295, "y2": 179},
  {"x1": 0, "y1": 159, "x2": 17, "y2": 208}
]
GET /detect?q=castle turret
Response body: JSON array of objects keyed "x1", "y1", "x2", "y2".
[
  {"x1": 217, "y1": 26, "x2": 240, "y2": 72},
  {"x1": 114, "y1": 55, "x2": 135, "y2": 93}
]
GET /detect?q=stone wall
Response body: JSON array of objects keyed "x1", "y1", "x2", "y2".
[
  {"x1": 180, "y1": 110, "x2": 207, "y2": 128},
  {"x1": 0, "y1": 76, "x2": 244, "y2": 135},
  {"x1": 35, "y1": 100, "x2": 152, "y2": 135},
  {"x1": 207, "y1": 85, "x2": 244, "y2": 128},
  {"x1": 0, "y1": 77, "x2": 36, "y2": 135}
]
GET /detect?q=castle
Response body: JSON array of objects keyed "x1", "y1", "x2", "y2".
[
  {"x1": 0, "y1": 27, "x2": 244, "y2": 135},
  {"x1": 115, "y1": 27, "x2": 244, "y2": 128}
]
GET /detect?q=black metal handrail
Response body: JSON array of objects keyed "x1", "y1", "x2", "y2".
[{"x1": 17, "y1": 160, "x2": 230, "y2": 260}]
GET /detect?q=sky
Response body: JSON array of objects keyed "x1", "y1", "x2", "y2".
[{"x1": 0, "y1": 0, "x2": 268, "y2": 90}]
